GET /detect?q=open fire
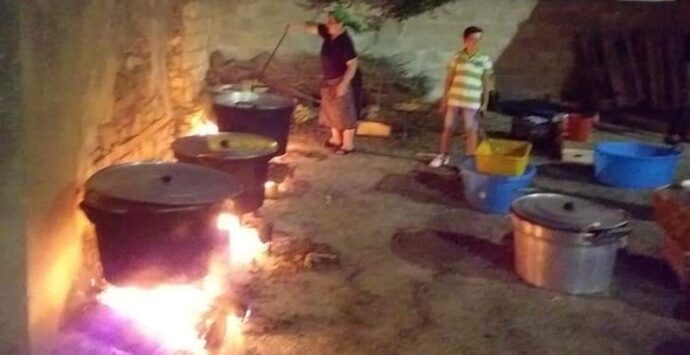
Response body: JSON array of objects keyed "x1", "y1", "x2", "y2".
[{"x1": 96, "y1": 212, "x2": 265, "y2": 353}]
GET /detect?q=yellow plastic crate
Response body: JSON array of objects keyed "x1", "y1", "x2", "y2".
[{"x1": 475, "y1": 139, "x2": 532, "y2": 176}]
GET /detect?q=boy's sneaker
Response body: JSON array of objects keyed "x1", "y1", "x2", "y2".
[{"x1": 429, "y1": 154, "x2": 450, "y2": 168}]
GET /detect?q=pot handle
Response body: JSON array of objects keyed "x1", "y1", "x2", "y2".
[
  {"x1": 585, "y1": 226, "x2": 631, "y2": 244},
  {"x1": 516, "y1": 187, "x2": 544, "y2": 194}
]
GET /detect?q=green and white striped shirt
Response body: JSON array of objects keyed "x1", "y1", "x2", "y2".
[{"x1": 446, "y1": 50, "x2": 493, "y2": 110}]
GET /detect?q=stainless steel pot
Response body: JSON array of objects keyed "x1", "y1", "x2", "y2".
[{"x1": 510, "y1": 193, "x2": 630, "y2": 294}]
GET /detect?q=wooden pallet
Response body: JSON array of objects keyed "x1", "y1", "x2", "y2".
[{"x1": 575, "y1": 31, "x2": 687, "y2": 114}]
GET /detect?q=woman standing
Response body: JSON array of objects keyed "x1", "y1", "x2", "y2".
[{"x1": 292, "y1": 12, "x2": 361, "y2": 154}]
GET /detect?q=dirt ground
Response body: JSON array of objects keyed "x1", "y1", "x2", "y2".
[
  {"x1": 245, "y1": 112, "x2": 690, "y2": 355},
  {"x1": 56, "y1": 112, "x2": 690, "y2": 355}
]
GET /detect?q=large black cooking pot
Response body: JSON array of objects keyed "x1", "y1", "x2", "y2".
[
  {"x1": 173, "y1": 132, "x2": 279, "y2": 214},
  {"x1": 80, "y1": 162, "x2": 242, "y2": 287},
  {"x1": 213, "y1": 91, "x2": 294, "y2": 156}
]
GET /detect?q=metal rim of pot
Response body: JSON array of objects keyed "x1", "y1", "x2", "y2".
[
  {"x1": 84, "y1": 161, "x2": 243, "y2": 206},
  {"x1": 213, "y1": 91, "x2": 293, "y2": 111},
  {"x1": 81, "y1": 161, "x2": 243, "y2": 286},
  {"x1": 172, "y1": 132, "x2": 279, "y2": 162},
  {"x1": 510, "y1": 193, "x2": 631, "y2": 245}
]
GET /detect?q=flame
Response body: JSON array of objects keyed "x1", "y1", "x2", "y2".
[
  {"x1": 189, "y1": 120, "x2": 219, "y2": 136},
  {"x1": 217, "y1": 213, "x2": 241, "y2": 232},
  {"x1": 187, "y1": 112, "x2": 218, "y2": 136},
  {"x1": 230, "y1": 225, "x2": 268, "y2": 267},
  {"x1": 98, "y1": 284, "x2": 214, "y2": 352},
  {"x1": 97, "y1": 212, "x2": 266, "y2": 352},
  {"x1": 217, "y1": 213, "x2": 268, "y2": 268}
]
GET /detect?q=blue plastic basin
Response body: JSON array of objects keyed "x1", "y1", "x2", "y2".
[
  {"x1": 460, "y1": 158, "x2": 536, "y2": 214},
  {"x1": 594, "y1": 141, "x2": 682, "y2": 189}
]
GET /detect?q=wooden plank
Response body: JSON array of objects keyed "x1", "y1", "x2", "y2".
[
  {"x1": 576, "y1": 33, "x2": 601, "y2": 110},
  {"x1": 601, "y1": 33, "x2": 631, "y2": 108},
  {"x1": 644, "y1": 33, "x2": 661, "y2": 111},
  {"x1": 666, "y1": 35, "x2": 682, "y2": 109},
  {"x1": 592, "y1": 32, "x2": 616, "y2": 110},
  {"x1": 623, "y1": 33, "x2": 645, "y2": 104},
  {"x1": 654, "y1": 33, "x2": 670, "y2": 112}
]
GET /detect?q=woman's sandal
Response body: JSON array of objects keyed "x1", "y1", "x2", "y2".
[
  {"x1": 335, "y1": 148, "x2": 354, "y2": 155},
  {"x1": 323, "y1": 140, "x2": 341, "y2": 150}
]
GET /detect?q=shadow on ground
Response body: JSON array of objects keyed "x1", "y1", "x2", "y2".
[
  {"x1": 391, "y1": 228, "x2": 690, "y2": 321},
  {"x1": 374, "y1": 165, "x2": 466, "y2": 208},
  {"x1": 650, "y1": 337, "x2": 690, "y2": 355}
]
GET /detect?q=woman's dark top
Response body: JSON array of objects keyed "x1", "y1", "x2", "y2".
[
  {"x1": 317, "y1": 24, "x2": 364, "y2": 119},
  {"x1": 318, "y1": 24, "x2": 358, "y2": 79}
]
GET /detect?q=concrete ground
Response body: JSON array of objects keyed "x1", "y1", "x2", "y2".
[{"x1": 246, "y1": 113, "x2": 690, "y2": 355}]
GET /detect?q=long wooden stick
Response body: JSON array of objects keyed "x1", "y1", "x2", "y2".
[{"x1": 258, "y1": 25, "x2": 290, "y2": 79}]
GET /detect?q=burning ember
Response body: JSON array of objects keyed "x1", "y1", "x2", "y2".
[
  {"x1": 265, "y1": 180, "x2": 279, "y2": 199},
  {"x1": 97, "y1": 211, "x2": 266, "y2": 353}
]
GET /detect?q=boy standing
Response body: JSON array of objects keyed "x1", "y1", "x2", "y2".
[{"x1": 430, "y1": 26, "x2": 494, "y2": 167}]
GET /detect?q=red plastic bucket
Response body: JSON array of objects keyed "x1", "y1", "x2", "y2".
[{"x1": 565, "y1": 113, "x2": 594, "y2": 141}]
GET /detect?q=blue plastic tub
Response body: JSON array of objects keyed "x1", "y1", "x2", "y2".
[
  {"x1": 594, "y1": 141, "x2": 682, "y2": 189},
  {"x1": 460, "y1": 158, "x2": 536, "y2": 214}
]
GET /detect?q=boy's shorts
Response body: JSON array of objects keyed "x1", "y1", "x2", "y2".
[{"x1": 444, "y1": 106, "x2": 479, "y2": 131}]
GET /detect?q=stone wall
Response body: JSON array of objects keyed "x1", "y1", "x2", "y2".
[
  {"x1": 179, "y1": 0, "x2": 689, "y2": 103},
  {"x1": 180, "y1": 0, "x2": 540, "y2": 100},
  {"x1": 0, "y1": 0, "x2": 28, "y2": 353},
  {"x1": 18, "y1": 0, "x2": 199, "y2": 353}
]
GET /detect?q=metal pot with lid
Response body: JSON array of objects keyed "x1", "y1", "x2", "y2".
[
  {"x1": 80, "y1": 161, "x2": 242, "y2": 287},
  {"x1": 213, "y1": 91, "x2": 294, "y2": 156},
  {"x1": 172, "y1": 132, "x2": 279, "y2": 214},
  {"x1": 510, "y1": 193, "x2": 630, "y2": 294}
]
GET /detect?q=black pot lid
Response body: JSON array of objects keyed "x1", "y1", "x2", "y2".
[
  {"x1": 173, "y1": 132, "x2": 279, "y2": 160},
  {"x1": 510, "y1": 193, "x2": 628, "y2": 232},
  {"x1": 213, "y1": 91, "x2": 294, "y2": 110},
  {"x1": 85, "y1": 161, "x2": 242, "y2": 206}
]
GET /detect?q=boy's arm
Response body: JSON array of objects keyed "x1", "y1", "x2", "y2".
[
  {"x1": 440, "y1": 60, "x2": 456, "y2": 113},
  {"x1": 481, "y1": 72, "x2": 495, "y2": 112},
  {"x1": 481, "y1": 57, "x2": 495, "y2": 112}
]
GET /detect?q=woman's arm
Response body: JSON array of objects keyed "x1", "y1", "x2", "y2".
[
  {"x1": 336, "y1": 58, "x2": 358, "y2": 96},
  {"x1": 290, "y1": 22, "x2": 319, "y2": 35}
]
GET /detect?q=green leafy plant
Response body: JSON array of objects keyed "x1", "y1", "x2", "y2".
[{"x1": 301, "y1": 0, "x2": 458, "y2": 30}]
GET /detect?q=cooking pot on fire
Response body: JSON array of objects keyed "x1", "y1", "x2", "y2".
[
  {"x1": 80, "y1": 161, "x2": 242, "y2": 287},
  {"x1": 172, "y1": 132, "x2": 279, "y2": 214},
  {"x1": 510, "y1": 193, "x2": 630, "y2": 294},
  {"x1": 213, "y1": 91, "x2": 294, "y2": 156}
]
